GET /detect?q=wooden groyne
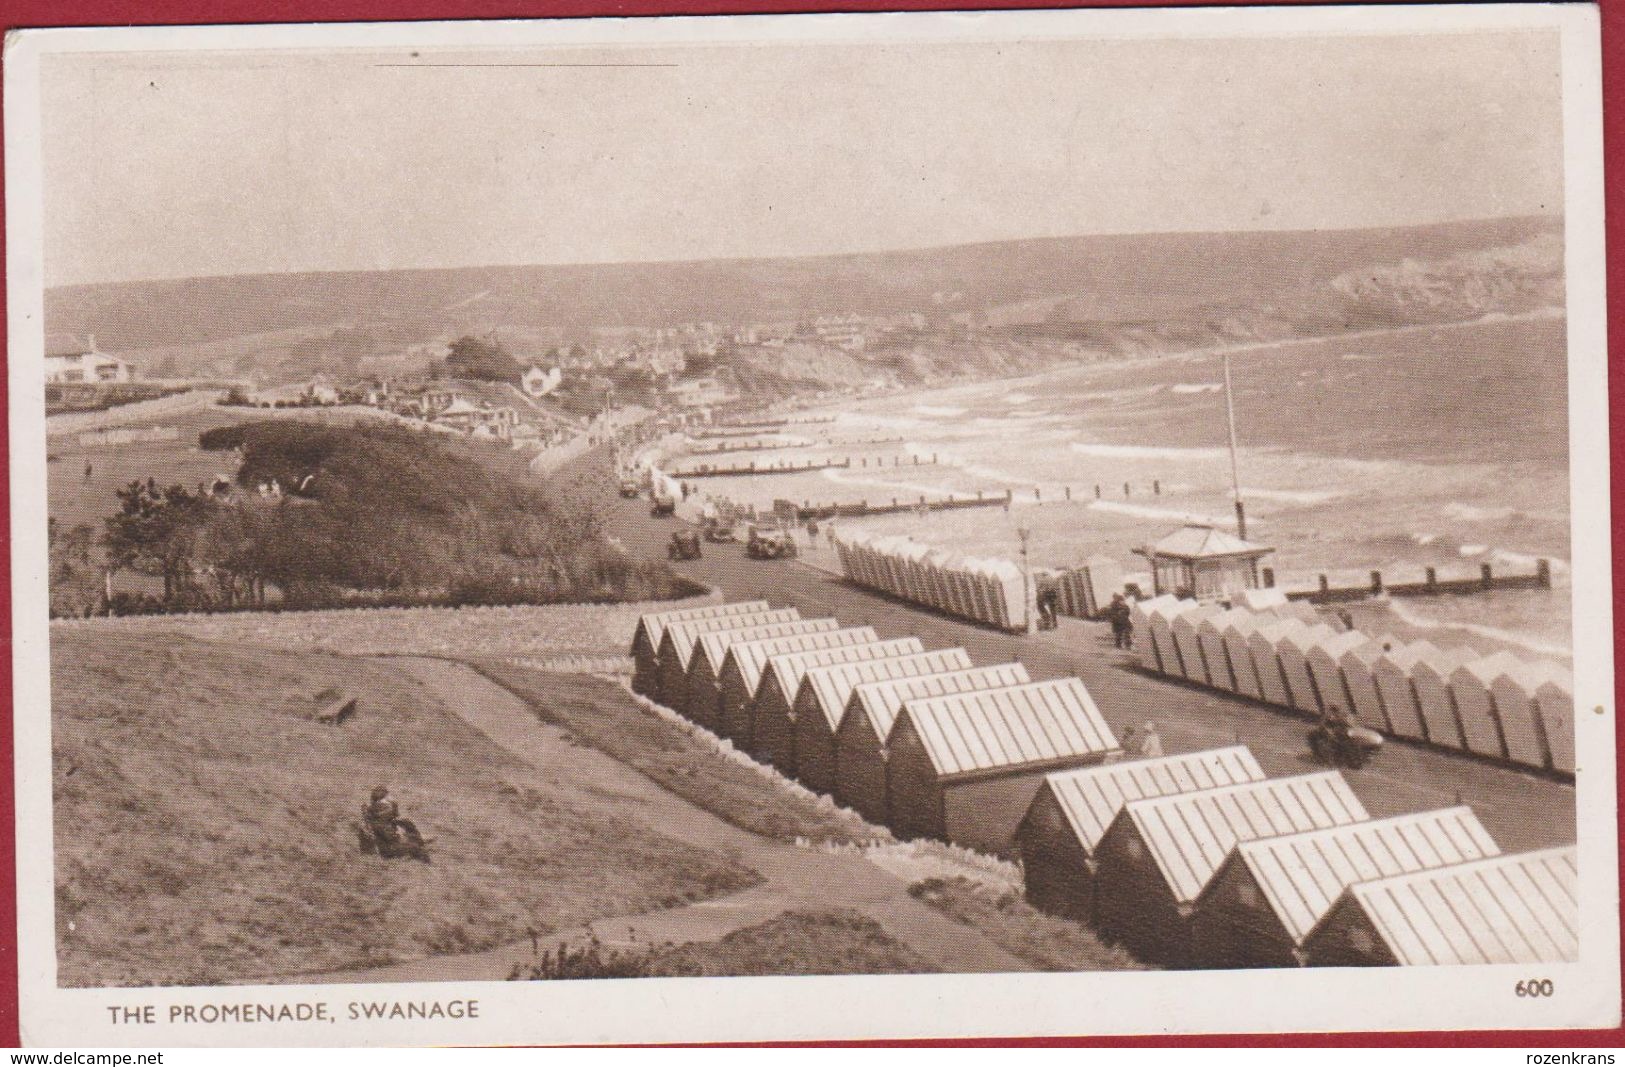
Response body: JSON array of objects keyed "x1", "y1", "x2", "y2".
[
  {"x1": 668, "y1": 454, "x2": 944, "y2": 479},
  {"x1": 787, "y1": 488, "x2": 1015, "y2": 522},
  {"x1": 1269, "y1": 560, "x2": 1553, "y2": 603}
]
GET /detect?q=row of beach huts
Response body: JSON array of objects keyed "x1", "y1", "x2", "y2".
[
  {"x1": 834, "y1": 531, "x2": 1126, "y2": 631},
  {"x1": 1131, "y1": 590, "x2": 1576, "y2": 777},
  {"x1": 628, "y1": 599, "x2": 1577, "y2": 969}
]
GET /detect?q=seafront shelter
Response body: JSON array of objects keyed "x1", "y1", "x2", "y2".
[
  {"x1": 1134, "y1": 524, "x2": 1275, "y2": 601},
  {"x1": 1370, "y1": 642, "x2": 1439, "y2": 742},
  {"x1": 1188, "y1": 807, "x2": 1499, "y2": 969},
  {"x1": 789, "y1": 647, "x2": 973, "y2": 791},
  {"x1": 752, "y1": 637, "x2": 926, "y2": 771},
  {"x1": 1091, "y1": 772, "x2": 1368, "y2": 966},
  {"x1": 1449, "y1": 652, "x2": 1521, "y2": 760},
  {"x1": 835, "y1": 663, "x2": 1031, "y2": 825},
  {"x1": 713, "y1": 626, "x2": 875, "y2": 745},
  {"x1": 1014, "y1": 746, "x2": 1266, "y2": 922},
  {"x1": 656, "y1": 609, "x2": 801, "y2": 714},
  {"x1": 630, "y1": 600, "x2": 767, "y2": 697},
  {"x1": 1301, "y1": 847, "x2": 1577, "y2": 967},
  {"x1": 1409, "y1": 645, "x2": 1482, "y2": 750},
  {"x1": 886, "y1": 678, "x2": 1120, "y2": 855}
]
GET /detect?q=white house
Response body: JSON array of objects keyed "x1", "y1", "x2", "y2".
[
  {"x1": 521, "y1": 365, "x2": 562, "y2": 397},
  {"x1": 45, "y1": 334, "x2": 134, "y2": 385}
]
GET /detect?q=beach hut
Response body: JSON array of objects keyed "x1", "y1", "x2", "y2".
[
  {"x1": 1301, "y1": 846, "x2": 1577, "y2": 967},
  {"x1": 1488, "y1": 659, "x2": 1551, "y2": 770},
  {"x1": 1014, "y1": 746, "x2": 1266, "y2": 922},
  {"x1": 713, "y1": 626, "x2": 876, "y2": 746},
  {"x1": 1197, "y1": 609, "x2": 1251, "y2": 691},
  {"x1": 1534, "y1": 665, "x2": 1575, "y2": 775},
  {"x1": 1092, "y1": 772, "x2": 1369, "y2": 966},
  {"x1": 1170, "y1": 604, "x2": 1224, "y2": 687},
  {"x1": 886, "y1": 678, "x2": 1121, "y2": 855},
  {"x1": 751, "y1": 637, "x2": 927, "y2": 771},
  {"x1": 985, "y1": 557, "x2": 1027, "y2": 631},
  {"x1": 1247, "y1": 619, "x2": 1307, "y2": 708},
  {"x1": 1275, "y1": 623, "x2": 1338, "y2": 714},
  {"x1": 1131, "y1": 594, "x2": 1181, "y2": 674},
  {"x1": 790, "y1": 647, "x2": 974, "y2": 792},
  {"x1": 1305, "y1": 631, "x2": 1376, "y2": 719},
  {"x1": 655, "y1": 609, "x2": 802, "y2": 715},
  {"x1": 1190, "y1": 807, "x2": 1499, "y2": 969},
  {"x1": 920, "y1": 548, "x2": 956, "y2": 612},
  {"x1": 1220, "y1": 613, "x2": 1266, "y2": 700},
  {"x1": 684, "y1": 618, "x2": 842, "y2": 731},
  {"x1": 1148, "y1": 598, "x2": 1199, "y2": 679},
  {"x1": 1234, "y1": 587, "x2": 1289, "y2": 612},
  {"x1": 630, "y1": 601, "x2": 768, "y2": 697},
  {"x1": 1134, "y1": 524, "x2": 1276, "y2": 600},
  {"x1": 1409, "y1": 645, "x2": 1482, "y2": 750},
  {"x1": 1449, "y1": 652, "x2": 1522, "y2": 760},
  {"x1": 1370, "y1": 642, "x2": 1438, "y2": 742},
  {"x1": 835, "y1": 663, "x2": 1031, "y2": 825},
  {"x1": 1339, "y1": 639, "x2": 1395, "y2": 732}
]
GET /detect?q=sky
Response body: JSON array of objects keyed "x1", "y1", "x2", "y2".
[{"x1": 40, "y1": 29, "x2": 1564, "y2": 287}]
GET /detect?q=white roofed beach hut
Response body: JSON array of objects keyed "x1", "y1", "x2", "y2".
[
  {"x1": 1197, "y1": 609, "x2": 1251, "y2": 692},
  {"x1": 1148, "y1": 598, "x2": 1199, "y2": 680},
  {"x1": 631, "y1": 600, "x2": 767, "y2": 697},
  {"x1": 1306, "y1": 631, "x2": 1377, "y2": 720},
  {"x1": 886, "y1": 678, "x2": 1120, "y2": 855},
  {"x1": 1488, "y1": 658, "x2": 1553, "y2": 769},
  {"x1": 1449, "y1": 652, "x2": 1522, "y2": 760},
  {"x1": 712, "y1": 625, "x2": 874, "y2": 746},
  {"x1": 1190, "y1": 806, "x2": 1500, "y2": 969},
  {"x1": 1092, "y1": 772, "x2": 1369, "y2": 966},
  {"x1": 1221, "y1": 612, "x2": 1267, "y2": 700},
  {"x1": 835, "y1": 663, "x2": 1030, "y2": 826},
  {"x1": 1409, "y1": 645, "x2": 1482, "y2": 750},
  {"x1": 1534, "y1": 664, "x2": 1575, "y2": 775},
  {"x1": 1276, "y1": 623, "x2": 1338, "y2": 714},
  {"x1": 752, "y1": 637, "x2": 925, "y2": 770},
  {"x1": 1339, "y1": 638, "x2": 1395, "y2": 732},
  {"x1": 1248, "y1": 619, "x2": 1308, "y2": 708},
  {"x1": 1371, "y1": 642, "x2": 1439, "y2": 742},
  {"x1": 656, "y1": 609, "x2": 801, "y2": 714},
  {"x1": 1131, "y1": 594, "x2": 1181, "y2": 674},
  {"x1": 1014, "y1": 746, "x2": 1267, "y2": 922},
  {"x1": 1301, "y1": 846, "x2": 1577, "y2": 967},
  {"x1": 1170, "y1": 603, "x2": 1224, "y2": 687}
]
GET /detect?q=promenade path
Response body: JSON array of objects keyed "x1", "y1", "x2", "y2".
[{"x1": 619, "y1": 492, "x2": 1576, "y2": 856}]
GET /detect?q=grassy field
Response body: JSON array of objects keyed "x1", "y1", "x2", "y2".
[
  {"x1": 648, "y1": 909, "x2": 933, "y2": 976},
  {"x1": 51, "y1": 630, "x2": 758, "y2": 987},
  {"x1": 471, "y1": 662, "x2": 886, "y2": 847},
  {"x1": 906, "y1": 877, "x2": 1146, "y2": 971}
]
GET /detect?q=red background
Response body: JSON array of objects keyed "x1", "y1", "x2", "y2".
[{"x1": 0, "y1": 0, "x2": 1619, "y2": 1049}]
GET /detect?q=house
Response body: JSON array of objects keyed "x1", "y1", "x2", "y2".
[
  {"x1": 886, "y1": 678, "x2": 1121, "y2": 856},
  {"x1": 305, "y1": 376, "x2": 340, "y2": 405},
  {"x1": 1133, "y1": 524, "x2": 1275, "y2": 600},
  {"x1": 521, "y1": 365, "x2": 562, "y2": 397},
  {"x1": 45, "y1": 334, "x2": 134, "y2": 385},
  {"x1": 685, "y1": 619, "x2": 841, "y2": 732},
  {"x1": 654, "y1": 610, "x2": 801, "y2": 714},
  {"x1": 1189, "y1": 806, "x2": 1499, "y2": 969},
  {"x1": 1014, "y1": 746, "x2": 1267, "y2": 922},
  {"x1": 750, "y1": 637, "x2": 927, "y2": 772},
  {"x1": 629, "y1": 601, "x2": 769, "y2": 697},
  {"x1": 1301, "y1": 846, "x2": 1576, "y2": 967},
  {"x1": 710, "y1": 625, "x2": 873, "y2": 747},
  {"x1": 666, "y1": 378, "x2": 735, "y2": 409},
  {"x1": 1091, "y1": 772, "x2": 1368, "y2": 966},
  {"x1": 834, "y1": 663, "x2": 1030, "y2": 826},
  {"x1": 813, "y1": 314, "x2": 870, "y2": 351}
]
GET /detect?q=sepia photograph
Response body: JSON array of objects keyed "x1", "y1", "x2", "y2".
[{"x1": 5, "y1": 3, "x2": 1617, "y2": 1046}]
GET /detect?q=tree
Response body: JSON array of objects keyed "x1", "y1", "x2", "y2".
[
  {"x1": 103, "y1": 479, "x2": 210, "y2": 600},
  {"x1": 48, "y1": 518, "x2": 102, "y2": 617},
  {"x1": 445, "y1": 336, "x2": 523, "y2": 384}
]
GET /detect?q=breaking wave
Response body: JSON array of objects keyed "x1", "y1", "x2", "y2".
[{"x1": 1071, "y1": 442, "x2": 1230, "y2": 462}]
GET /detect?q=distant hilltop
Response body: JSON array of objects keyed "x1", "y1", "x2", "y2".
[{"x1": 42, "y1": 215, "x2": 1562, "y2": 393}]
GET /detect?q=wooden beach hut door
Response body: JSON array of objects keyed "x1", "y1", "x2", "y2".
[
  {"x1": 1489, "y1": 661, "x2": 1550, "y2": 769},
  {"x1": 1223, "y1": 615, "x2": 1265, "y2": 699},
  {"x1": 1410, "y1": 646, "x2": 1481, "y2": 751},
  {"x1": 1371, "y1": 643, "x2": 1438, "y2": 743},
  {"x1": 1277, "y1": 624, "x2": 1336, "y2": 714},
  {"x1": 1248, "y1": 621, "x2": 1305, "y2": 709},
  {"x1": 1449, "y1": 653, "x2": 1519, "y2": 760}
]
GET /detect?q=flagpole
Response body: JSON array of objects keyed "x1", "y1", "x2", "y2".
[{"x1": 1223, "y1": 351, "x2": 1247, "y2": 540}]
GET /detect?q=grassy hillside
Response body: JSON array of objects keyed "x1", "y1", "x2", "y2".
[
  {"x1": 51, "y1": 632, "x2": 758, "y2": 986},
  {"x1": 46, "y1": 216, "x2": 1560, "y2": 379}
]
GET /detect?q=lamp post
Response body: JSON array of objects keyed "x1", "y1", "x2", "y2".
[{"x1": 1017, "y1": 524, "x2": 1034, "y2": 635}]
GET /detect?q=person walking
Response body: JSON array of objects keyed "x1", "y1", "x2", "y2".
[
  {"x1": 1138, "y1": 722, "x2": 1164, "y2": 759},
  {"x1": 1108, "y1": 593, "x2": 1134, "y2": 649}
]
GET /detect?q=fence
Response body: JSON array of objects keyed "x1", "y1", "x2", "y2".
[{"x1": 77, "y1": 425, "x2": 182, "y2": 448}]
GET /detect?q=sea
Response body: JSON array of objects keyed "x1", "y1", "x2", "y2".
[{"x1": 672, "y1": 313, "x2": 1573, "y2": 655}]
